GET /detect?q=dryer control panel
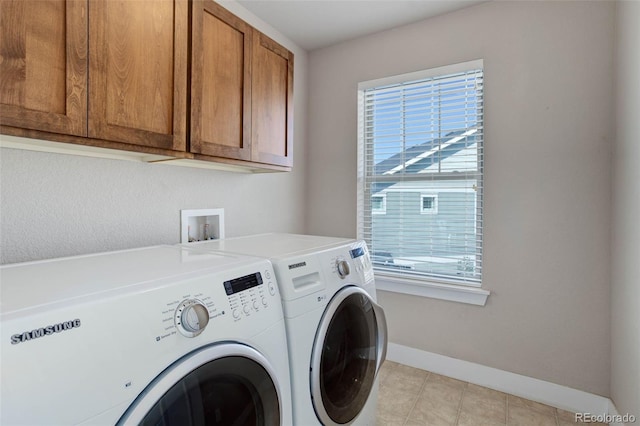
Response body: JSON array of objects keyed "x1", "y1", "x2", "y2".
[{"x1": 328, "y1": 241, "x2": 374, "y2": 286}]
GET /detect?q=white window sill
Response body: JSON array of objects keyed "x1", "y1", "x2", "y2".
[{"x1": 374, "y1": 272, "x2": 490, "y2": 306}]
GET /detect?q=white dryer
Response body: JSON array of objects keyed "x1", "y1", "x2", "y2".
[
  {"x1": 187, "y1": 234, "x2": 388, "y2": 425},
  {"x1": 1, "y1": 245, "x2": 292, "y2": 425}
]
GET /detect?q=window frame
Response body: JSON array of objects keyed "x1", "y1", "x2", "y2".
[
  {"x1": 356, "y1": 59, "x2": 489, "y2": 306},
  {"x1": 371, "y1": 193, "x2": 387, "y2": 215},
  {"x1": 420, "y1": 194, "x2": 438, "y2": 215}
]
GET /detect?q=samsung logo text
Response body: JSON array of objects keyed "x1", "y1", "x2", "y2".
[{"x1": 11, "y1": 319, "x2": 82, "y2": 345}]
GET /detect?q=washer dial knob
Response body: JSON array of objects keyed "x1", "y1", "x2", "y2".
[
  {"x1": 336, "y1": 258, "x2": 350, "y2": 278},
  {"x1": 176, "y1": 299, "x2": 210, "y2": 337}
]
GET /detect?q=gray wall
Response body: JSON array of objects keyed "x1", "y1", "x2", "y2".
[
  {"x1": 611, "y1": 0, "x2": 640, "y2": 417},
  {"x1": 307, "y1": 1, "x2": 614, "y2": 396},
  {"x1": 0, "y1": 1, "x2": 309, "y2": 265}
]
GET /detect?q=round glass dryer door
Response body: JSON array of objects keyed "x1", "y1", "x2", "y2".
[
  {"x1": 310, "y1": 286, "x2": 387, "y2": 425},
  {"x1": 118, "y1": 344, "x2": 281, "y2": 426}
]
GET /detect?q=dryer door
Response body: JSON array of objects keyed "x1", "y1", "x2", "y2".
[
  {"x1": 310, "y1": 286, "x2": 388, "y2": 425},
  {"x1": 117, "y1": 343, "x2": 281, "y2": 426}
]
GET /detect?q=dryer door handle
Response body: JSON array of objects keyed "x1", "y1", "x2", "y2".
[{"x1": 372, "y1": 300, "x2": 388, "y2": 376}]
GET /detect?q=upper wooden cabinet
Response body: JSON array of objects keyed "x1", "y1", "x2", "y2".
[
  {"x1": 191, "y1": 1, "x2": 252, "y2": 161},
  {"x1": 88, "y1": 0, "x2": 188, "y2": 151},
  {"x1": 191, "y1": 0, "x2": 293, "y2": 168},
  {"x1": 0, "y1": 0, "x2": 87, "y2": 137},
  {"x1": 251, "y1": 32, "x2": 294, "y2": 168},
  {"x1": 1, "y1": 0, "x2": 293, "y2": 171}
]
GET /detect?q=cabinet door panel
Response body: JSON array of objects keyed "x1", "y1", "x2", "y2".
[
  {"x1": 0, "y1": 0, "x2": 87, "y2": 136},
  {"x1": 251, "y1": 32, "x2": 293, "y2": 167},
  {"x1": 191, "y1": 1, "x2": 251, "y2": 161},
  {"x1": 89, "y1": 0, "x2": 187, "y2": 151}
]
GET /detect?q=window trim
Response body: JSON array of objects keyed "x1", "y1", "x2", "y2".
[
  {"x1": 357, "y1": 59, "x2": 487, "y2": 304},
  {"x1": 371, "y1": 193, "x2": 387, "y2": 215},
  {"x1": 375, "y1": 272, "x2": 489, "y2": 306},
  {"x1": 420, "y1": 194, "x2": 438, "y2": 215}
]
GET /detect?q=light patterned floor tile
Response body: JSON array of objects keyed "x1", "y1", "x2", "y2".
[
  {"x1": 421, "y1": 379, "x2": 466, "y2": 407},
  {"x1": 465, "y1": 383, "x2": 508, "y2": 402},
  {"x1": 508, "y1": 404, "x2": 558, "y2": 426},
  {"x1": 460, "y1": 388, "x2": 506, "y2": 424},
  {"x1": 377, "y1": 360, "x2": 397, "y2": 386},
  {"x1": 557, "y1": 408, "x2": 577, "y2": 422},
  {"x1": 508, "y1": 395, "x2": 557, "y2": 417},
  {"x1": 405, "y1": 398, "x2": 458, "y2": 426},
  {"x1": 377, "y1": 381, "x2": 419, "y2": 422},
  {"x1": 427, "y1": 372, "x2": 467, "y2": 390},
  {"x1": 376, "y1": 413, "x2": 406, "y2": 426},
  {"x1": 384, "y1": 363, "x2": 429, "y2": 394},
  {"x1": 373, "y1": 363, "x2": 586, "y2": 426},
  {"x1": 458, "y1": 410, "x2": 506, "y2": 426}
]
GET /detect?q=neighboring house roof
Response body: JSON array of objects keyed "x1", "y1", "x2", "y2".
[
  {"x1": 375, "y1": 128, "x2": 477, "y2": 175},
  {"x1": 372, "y1": 128, "x2": 478, "y2": 194}
]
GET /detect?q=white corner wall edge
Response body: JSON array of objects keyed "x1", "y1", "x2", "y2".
[
  {"x1": 608, "y1": 400, "x2": 625, "y2": 426},
  {"x1": 387, "y1": 342, "x2": 618, "y2": 418}
]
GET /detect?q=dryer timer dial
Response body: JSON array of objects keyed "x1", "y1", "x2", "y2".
[
  {"x1": 175, "y1": 299, "x2": 210, "y2": 337},
  {"x1": 336, "y1": 258, "x2": 350, "y2": 278}
]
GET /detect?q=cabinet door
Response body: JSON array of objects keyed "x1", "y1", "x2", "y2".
[
  {"x1": 0, "y1": 0, "x2": 87, "y2": 137},
  {"x1": 190, "y1": 1, "x2": 252, "y2": 161},
  {"x1": 88, "y1": 0, "x2": 187, "y2": 151},
  {"x1": 251, "y1": 32, "x2": 293, "y2": 168}
]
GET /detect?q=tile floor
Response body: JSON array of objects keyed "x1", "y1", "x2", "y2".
[{"x1": 376, "y1": 361, "x2": 607, "y2": 426}]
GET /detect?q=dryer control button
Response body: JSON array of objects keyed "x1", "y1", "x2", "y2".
[
  {"x1": 243, "y1": 305, "x2": 250, "y2": 315},
  {"x1": 268, "y1": 282, "x2": 276, "y2": 296},
  {"x1": 232, "y1": 309, "x2": 240, "y2": 319},
  {"x1": 336, "y1": 259, "x2": 350, "y2": 278},
  {"x1": 261, "y1": 297, "x2": 268, "y2": 307}
]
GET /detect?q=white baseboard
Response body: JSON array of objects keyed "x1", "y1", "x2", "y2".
[{"x1": 387, "y1": 342, "x2": 617, "y2": 417}]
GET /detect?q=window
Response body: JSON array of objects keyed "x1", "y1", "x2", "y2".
[
  {"x1": 371, "y1": 194, "x2": 386, "y2": 214},
  {"x1": 420, "y1": 194, "x2": 438, "y2": 214},
  {"x1": 357, "y1": 60, "x2": 484, "y2": 288}
]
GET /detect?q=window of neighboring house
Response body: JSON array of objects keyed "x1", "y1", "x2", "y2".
[
  {"x1": 372, "y1": 194, "x2": 386, "y2": 214},
  {"x1": 420, "y1": 194, "x2": 438, "y2": 214},
  {"x1": 357, "y1": 59, "x2": 484, "y2": 289}
]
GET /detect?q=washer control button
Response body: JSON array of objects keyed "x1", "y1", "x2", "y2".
[
  {"x1": 176, "y1": 299, "x2": 209, "y2": 337},
  {"x1": 243, "y1": 305, "x2": 250, "y2": 315},
  {"x1": 261, "y1": 297, "x2": 268, "y2": 307},
  {"x1": 232, "y1": 309, "x2": 240, "y2": 319}
]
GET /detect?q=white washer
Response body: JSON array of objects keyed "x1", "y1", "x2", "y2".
[
  {"x1": 1, "y1": 245, "x2": 292, "y2": 425},
  {"x1": 187, "y1": 233, "x2": 388, "y2": 425}
]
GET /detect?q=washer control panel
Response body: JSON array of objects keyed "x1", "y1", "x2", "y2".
[
  {"x1": 159, "y1": 262, "x2": 280, "y2": 341},
  {"x1": 224, "y1": 270, "x2": 275, "y2": 322}
]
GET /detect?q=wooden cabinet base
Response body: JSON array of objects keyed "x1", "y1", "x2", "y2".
[
  {"x1": 1, "y1": 126, "x2": 291, "y2": 173},
  {"x1": 155, "y1": 157, "x2": 291, "y2": 173}
]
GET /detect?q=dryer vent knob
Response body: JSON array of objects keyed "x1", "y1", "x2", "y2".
[
  {"x1": 336, "y1": 259, "x2": 350, "y2": 278},
  {"x1": 177, "y1": 300, "x2": 210, "y2": 337}
]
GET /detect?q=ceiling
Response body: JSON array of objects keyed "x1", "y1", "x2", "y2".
[{"x1": 236, "y1": 0, "x2": 487, "y2": 51}]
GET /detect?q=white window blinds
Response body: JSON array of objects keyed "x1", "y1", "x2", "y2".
[{"x1": 357, "y1": 60, "x2": 484, "y2": 286}]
